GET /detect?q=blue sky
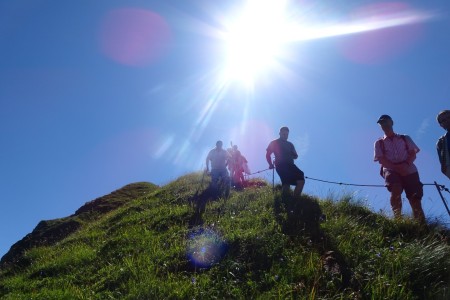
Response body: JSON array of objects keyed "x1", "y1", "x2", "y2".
[{"x1": 1, "y1": 0, "x2": 450, "y2": 258}]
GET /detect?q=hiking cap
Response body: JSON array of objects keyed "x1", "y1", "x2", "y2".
[{"x1": 377, "y1": 115, "x2": 392, "y2": 123}]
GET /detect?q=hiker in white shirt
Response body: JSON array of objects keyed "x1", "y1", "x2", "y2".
[{"x1": 206, "y1": 140, "x2": 231, "y2": 192}]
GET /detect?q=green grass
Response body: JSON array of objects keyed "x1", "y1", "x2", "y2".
[{"x1": 1, "y1": 172, "x2": 449, "y2": 299}]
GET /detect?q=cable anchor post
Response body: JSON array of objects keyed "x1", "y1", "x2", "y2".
[{"x1": 434, "y1": 181, "x2": 450, "y2": 217}]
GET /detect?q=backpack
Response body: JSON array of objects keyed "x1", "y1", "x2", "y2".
[{"x1": 378, "y1": 135, "x2": 409, "y2": 177}]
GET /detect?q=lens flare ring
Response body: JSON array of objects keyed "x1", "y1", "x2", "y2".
[{"x1": 187, "y1": 228, "x2": 228, "y2": 268}]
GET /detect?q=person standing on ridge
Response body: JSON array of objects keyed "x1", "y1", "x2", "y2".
[
  {"x1": 206, "y1": 140, "x2": 231, "y2": 194},
  {"x1": 374, "y1": 115, "x2": 426, "y2": 223},
  {"x1": 266, "y1": 126, "x2": 305, "y2": 198},
  {"x1": 436, "y1": 110, "x2": 450, "y2": 180}
]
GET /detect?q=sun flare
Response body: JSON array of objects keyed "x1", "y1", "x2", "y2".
[
  {"x1": 220, "y1": 0, "x2": 434, "y2": 89},
  {"x1": 223, "y1": 0, "x2": 291, "y2": 87}
]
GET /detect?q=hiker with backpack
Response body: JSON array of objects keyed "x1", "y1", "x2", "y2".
[
  {"x1": 374, "y1": 115, "x2": 426, "y2": 223},
  {"x1": 206, "y1": 140, "x2": 231, "y2": 195},
  {"x1": 436, "y1": 110, "x2": 450, "y2": 180},
  {"x1": 266, "y1": 126, "x2": 305, "y2": 198}
]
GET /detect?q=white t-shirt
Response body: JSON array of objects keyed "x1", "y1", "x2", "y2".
[{"x1": 207, "y1": 148, "x2": 230, "y2": 170}]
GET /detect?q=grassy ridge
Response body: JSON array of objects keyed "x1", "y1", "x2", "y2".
[{"x1": 0, "y1": 172, "x2": 449, "y2": 299}]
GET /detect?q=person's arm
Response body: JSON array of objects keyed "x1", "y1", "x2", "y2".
[
  {"x1": 291, "y1": 143, "x2": 298, "y2": 160},
  {"x1": 205, "y1": 152, "x2": 210, "y2": 172},
  {"x1": 436, "y1": 138, "x2": 446, "y2": 174},
  {"x1": 404, "y1": 135, "x2": 419, "y2": 164},
  {"x1": 379, "y1": 156, "x2": 412, "y2": 176},
  {"x1": 225, "y1": 151, "x2": 231, "y2": 167},
  {"x1": 377, "y1": 156, "x2": 397, "y2": 170},
  {"x1": 266, "y1": 147, "x2": 274, "y2": 169},
  {"x1": 405, "y1": 151, "x2": 416, "y2": 165},
  {"x1": 394, "y1": 135, "x2": 418, "y2": 174}
]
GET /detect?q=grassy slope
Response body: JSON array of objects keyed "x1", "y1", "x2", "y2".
[{"x1": 0, "y1": 173, "x2": 449, "y2": 299}]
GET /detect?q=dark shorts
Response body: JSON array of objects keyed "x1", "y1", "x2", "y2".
[
  {"x1": 383, "y1": 170, "x2": 423, "y2": 199},
  {"x1": 276, "y1": 163, "x2": 305, "y2": 185},
  {"x1": 211, "y1": 168, "x2": 229, "y2": 183}
]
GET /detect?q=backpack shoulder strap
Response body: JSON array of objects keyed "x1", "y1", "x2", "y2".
[
  {"x1": 377, "y1": 138, "x2": 385, "y2": 177},
  {"x1": 377, "y1": 137, "x2": 385, "y2": 155},
  {"x1": 399, "y1": 134, "x2": 409, "y2": 151}
]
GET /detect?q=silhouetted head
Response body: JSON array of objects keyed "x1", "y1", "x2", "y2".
[
  {"x1": 437, "y1": 110, "x2": 450, "y2": 131},
  {"x1": 377, "y1": 114, "x2": 393, "y2": 124},
  {"x1": 279, "y1": 126, "x2": 289, "y2": 141},
  {"x1": 377, "y1": 114, "x2": 394, "y2": 133},
  {"x1": 216, "y1": 140, "x2": 223, "y2": 149}
]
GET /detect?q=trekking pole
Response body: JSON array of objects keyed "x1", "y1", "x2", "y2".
[
  {"x1": 195, "y1": 165, "x2": 206, "y2": 197},
  {"x1": 434, "y1": 181, "x2": 450, "y2": 217},
  {"x1": 272, "y1": 160, "x2": 275, "y2": 192}
]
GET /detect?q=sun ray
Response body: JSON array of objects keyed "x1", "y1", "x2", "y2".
[
  {"x1": 218, "y1": 0, "x2": 436, "y2": 87},
  {"x1": 286, "y1": 9, "x2": 435, "y2": 42}
]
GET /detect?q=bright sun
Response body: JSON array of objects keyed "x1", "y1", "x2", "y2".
[
  {"x1": 220, "y1": 0, "x2": 434, "y2": 89},
  {"x1": 223, "y1": 0, "x2": 291, "y2": 87}
]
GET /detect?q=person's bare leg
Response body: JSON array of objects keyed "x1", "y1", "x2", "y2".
[
  {"x1": 293, "y1": 179, "x2": 305, "y2": 198},
  {"x1": 408, "y1": 196, "x2": 426, "y2": 224},
  {"x1": 282, "y1": 184, "x2": 291, "y2": 197},
  {"x1": 390, "y1": 185, "x2": 403, "y2": 219}
]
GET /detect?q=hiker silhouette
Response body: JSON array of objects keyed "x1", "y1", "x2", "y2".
[
  {"x1": 266, "y1": 126, "x2": 305, "y2": 198},
  {"x1": 437, "y1": 110, "x2": 450, "y2": 180},
  {"x1": 228, "y1": 145, "x2": 250, "y2": 189},
  {"x1": 205, "y1": 140, "x2": 231, "y2": 198}
]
